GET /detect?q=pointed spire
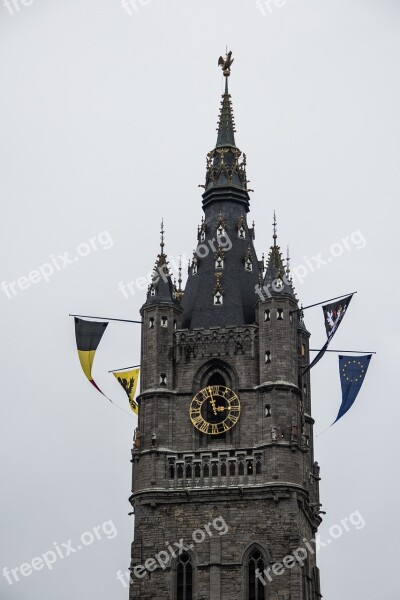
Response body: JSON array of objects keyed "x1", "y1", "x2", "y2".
[
  {"x1": 251, "y1": 220, "x2": 256, "y2": 240},
  {"x1": 263, "y1": 213, "x2": 296, "y2": 298},
  {"x1": 145, "y1": 221, "x2": 179, "y2": 306},
  {"x1": 178, "y1": 256, "x2": 183, "y2": 292},
  {"x1": 154, "y1": 219, "x2": 168, "y2": 274},
  {"x1": 286, "y1": 245, "x2": 292, "y2": 281},
  {"x1": 181, "y1": 52, "x2": 261, "y2": 330},
  {"x1": 160, "y1": 219, "x2": 165, "y2": 254},
  {"x1": 273, "y1": 211, "x2": 277, "y2": 247},
  {"x1": 175, "y1": 255, "x2": 184, "y2": 302},
  {"x1": 216, "y1": 75, "x2": 236, "y2": 149},
  {"x1": 202, "y1": 50, "x2": 250, "y2": 207},
  {"x1": 216, "y1": 49, "x2": 237, "y2": 148}
]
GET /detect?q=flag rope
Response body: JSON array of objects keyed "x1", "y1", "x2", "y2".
[
  {"x1": 69, "y1": 314, "x2": 142, "y2": 324},
  {"x1": 310, "y1": 349, "x2": 376, "y2": 354},
  {"x1": 289, "y1": 291, "x2": 357, "y2": 314},
  {"x1": 104, "y1": 397, "x2": 135, "y2": 419},
  {"x1": 109, "y1": 364, "x2": 141, "y2": 373}
]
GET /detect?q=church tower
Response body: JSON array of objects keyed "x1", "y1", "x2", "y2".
[{"x1": 129, "y1": 54, "x2": 323, "y2": 600}]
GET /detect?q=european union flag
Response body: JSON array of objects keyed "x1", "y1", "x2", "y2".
[{"x1": 334, "y1": 355, "x2": 372, "y2": 424}]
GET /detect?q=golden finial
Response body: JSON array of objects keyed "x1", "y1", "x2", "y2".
[
  {"x1": 160, "y1": 219, "x2": 165, "y2": 253},
  {"x1": 218, "y1": 50, "x2": 234, "y2": 77},
  {"x1": 286, "y1": 246, "x2": 292, "y2": 281},
  {"x1": 178, "y1": 256, "x2": 182, "y2": 291}
]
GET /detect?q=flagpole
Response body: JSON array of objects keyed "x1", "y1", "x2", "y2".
[
  {"x1": 69, "y1": 314, "x2": 143, "y2": 324},
  {"x1": 109, "y1": 365, "x2": 141, "y2": 373},
  {"x1": 289, "y1": 291, "x2": 357, "y2": 314},
  {"x1": 310, "y1": 349, "x2": 376, "y2": 354}
]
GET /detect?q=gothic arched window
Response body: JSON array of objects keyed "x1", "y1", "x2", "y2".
[
  {"x1": 214, "y1": 291, "x2": 223, "y2": 306},
  {"x1": 177, "y1": 552, "x2": 193, "y2": 600},
  {"x1": 245, "y1": 257, "x2": 253, "y2": 272},
  {"x1": 217, "y1": 224, "x2": 225, "y2": 237},
  {"x1": 221, "y1": 457, "x2": 227, "y2": 476},
  {"x1": 248, "y1": 549, "x2": 266, "y2": 600},
  {"x1": 215, "y1": 256, "x2": 224, "y2": 269}
]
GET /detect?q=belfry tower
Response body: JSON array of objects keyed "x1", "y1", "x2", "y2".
[{"x1": 129, "y1": 54, "x2": 323, "y2": 600}]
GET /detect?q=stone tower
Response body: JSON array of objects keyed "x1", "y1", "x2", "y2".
[{"x1": 129, "y1": 55, "x2": 323, "y2": 600}]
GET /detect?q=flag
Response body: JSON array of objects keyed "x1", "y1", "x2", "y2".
[
  {"x1": 304, "y1": 294, "x2": 353, "y2": 374},
  {"x1": 74, "y1": 318, "x2": 108, "y2": 396},
  {"x1": 334, "y1": 355, "x2": 372, "y2": 424},
  {"x1": 323, "y1": 295, "x2": 353, "y2": 340},
  {"x1": 113, "y1": 369, "x2": 140, "y2": 415}
]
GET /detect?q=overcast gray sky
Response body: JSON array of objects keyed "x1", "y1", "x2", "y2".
[{"x1": 1, "y1": 1, "x2": 399, "y2": 598}]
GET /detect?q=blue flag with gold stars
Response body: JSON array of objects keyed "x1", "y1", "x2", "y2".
[{"x1": 335, "y1": 355, "x2": 372, "y2": 424}]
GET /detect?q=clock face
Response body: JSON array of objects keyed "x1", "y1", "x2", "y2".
[{"x1": 190, "y1": 385, "x2": 241, "y2": 435}]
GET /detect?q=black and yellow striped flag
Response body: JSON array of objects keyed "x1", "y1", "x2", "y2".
[{"x1": 74, "y1": 318, "x2": 108, "y2": 396}]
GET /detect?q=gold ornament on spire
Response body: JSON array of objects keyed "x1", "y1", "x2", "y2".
[
  {"x1": 160, "y1": 219, "x2": 165, "y2": 253},
  {"x1": 218, "y1": 50, "x2": 234, "y2": 77},
  {"x1": 273, "y1": 211, "x2": 277, "y2": 247}
]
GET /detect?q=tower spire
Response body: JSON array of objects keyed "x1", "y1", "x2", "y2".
[
  {"x1": 145, "y1": 221, "x2": 179, "y2": 306},
  {"x1": 263, "y1": 212, "x2": 296, "y2": 298},
  {"x1": 160, "y1": 219, "x2": 165, "y2": 254},
  {"x1": 273, "y1": 211, "x2": 277, "y2": 247},
  {"x1": 203, "y1": 50, "x2": 250, "y2": 208},
  {"x1": 178, "y1": 255, "x2": 182, "y2": 292},
  {"x1": 216, "y1": 50, "x2": 236, "y2": 148},
  {"x1": 286, "y1": 245, "x2": 292, "y2": 280}
]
